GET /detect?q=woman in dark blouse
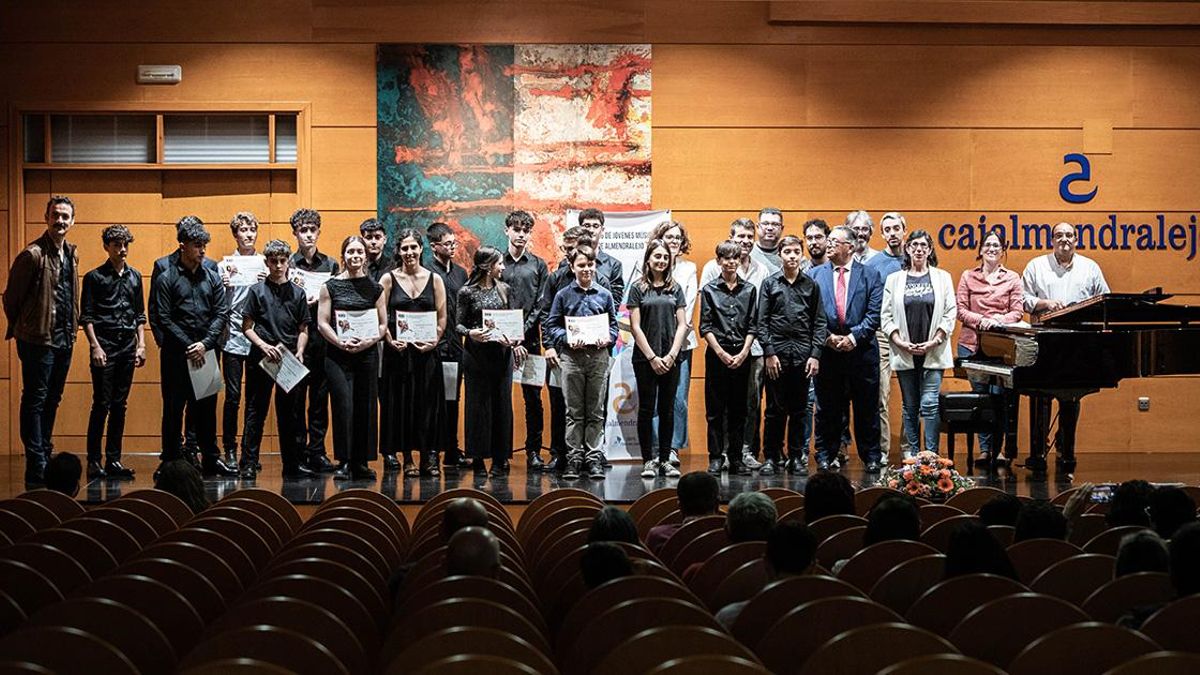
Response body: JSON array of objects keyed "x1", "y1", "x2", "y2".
[
  {"x1": 457, "y1": 246, "x2": 524, "y2": 478},
  {"x1": 316, "y1": 236, "x2": 386, "y2": 480},
  {"x1": 379, "y1": 228, "x2": 446, "y2": 476},
  {"x1": 628, "y1": 239, "x2": 689, "y2": 479}
]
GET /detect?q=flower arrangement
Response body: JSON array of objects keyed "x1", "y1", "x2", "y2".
[{"x1": 877, "y1": 451, "x2": 975, "y2": 499}]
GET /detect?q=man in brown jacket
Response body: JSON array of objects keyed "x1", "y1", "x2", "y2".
[{"x1": 4, "y1": 195, "x2": 80, "y2": 484}]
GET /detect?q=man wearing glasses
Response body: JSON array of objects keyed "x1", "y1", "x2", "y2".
[
  {"x1": 427, "y1": 222, "x2": 471, "y2": 470},
  {"x1": 1021, "y1": 222, "x2": 1109, "y2": 474},
  {"x1": 751, "y1": 207, "x2": 810, "y2": 275},
  {"x1": 808, "y1": 225, "x2": 884, "y2": 472}
]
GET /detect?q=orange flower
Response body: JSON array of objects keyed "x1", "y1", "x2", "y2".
[
  {"x1": 902, "y1": 470, "x2": 914, "y2": 481},
  {"x1": 888, "y1": 479, "x2": 899, "y2": 489},
  {"x1": 906, "y1": 481, "x2": 924, "y2": 496},
  {"x1": 937, "y1": 476, "x2": 955, "y2": 493},
  {"x1": 940, "y1": 469, "x2": 951, "y2": 479},
  {"x1": 918, "y1": 464, "x2": 936, "y2": 476},
  {"x1": 937, "y1": 457, "x2": 952, "y2": 467}
]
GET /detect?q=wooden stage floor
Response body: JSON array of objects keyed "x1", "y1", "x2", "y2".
[{"x1": 3, "y1": 451, "x2": 1198, "y2": 505}]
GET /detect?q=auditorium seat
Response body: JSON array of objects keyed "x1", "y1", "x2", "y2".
[
  {"x1": 772, "y1": 494, "x2": 805, "y2": 515},
  {"x1": 298, "y1": 516, "x2": 402, "y2": 568},
  {"x1": 798, "y1": 623, "x2": 959, "y2": 675},
  {"x1": 562, "y1": 597, "x2": 720, "y2": 675},
  {"x1": 530, "y1": 526, "x2": 591, "y2": 578},
  {"x1": 709, "y1": 559, "x2": 770, "y2": 612},
  {"x1": 1006, "y1": 538, "x2": 1082, "y2": 585},
  {"x1": 657, "y1": 515, "x2": 725, "y2": 570},
  {"x1": 117, "y1": 557, "x2": 227, "y2": 622},
  {"x1": 918, "y1": 503, "x2": 966, "y2": 530},
  {"x1": 920, "y1": 514, "x2": 980, "y2": 553},
  {"x1": 27, "y1": 527, "x2": 118, "y2": 579},
  {"x1": 0, "y1": 500, "x2": 60, "y2": 533},
  {"x1": 519, "y1": 505, "x2": 602, "y2": 552},
  {"x1": 159, "y1": 527, "x2": 257, "y2": 586},
  {"x1": 946, "y1": 486, "x2": 1008, "y2": 514},
  {"x1": 0, "y1": 561, "x2": 62, "y2": 618},
  {"x1": 180, "y1": 624, "x2": 351, "y2": 675},
  {"x1": 948, "y1": 592, "x2": 1089, "y2": 668},
  {"x1": 755, "y1": 596, "x2": 899, "y2": 673},
  {"x1": 2, "y1": 543, "x2": 90, "y2": 595},
  {"x1": 244, "y1": 575, "x2": 380, "y2": 652},
  {"x1": 1084, "y1": 525, "x2": 1151, "y2": 556},
  {"x1": 778, "y1": 505, "x2": 806, "y2": 524},
  {"x1": 101, "y1": 497, "x2": 178, "y2": 538},
  {"x1": 26, "y1": 597, "x2": 175, "y2": 675},
  {"x1": 1008, "y1": 622, "x2": 1159, "y2": 675},
  {"x1": 1140, "y1": 595, "x2": 1200, "y2": 653},
  {"x1": 855, "y1": 486, "x2": 901, "y2": 515},
  {"x1": 118, "y1": 489, "x2": 195, "y2": 529},
  {"x1": 987, "y1": 525, "x2": 1015, "y2": 547},
  {"x1": 266, "y1": 560, "x2": 386, "y2": 641},
  {"x1": 1104, "y1": 651, "x2": 1200, "y2": 675},
  {"x1": 807, "y1": 514, "x2": 868, "y2": 543},
  {"x1": 56, "y1": 517, "x2": 141, "y2": 562},
  {"x1": 0, "y1": 512, "x2": 35, "y2": 543},
  {"x1": 284, "y1": 530, "x2": 391, "y2": 581},
  {"x1": 86, "y1": 508, "x2": 159, "y2": 548},
  {"x1": 519, "y1": 496, "x2": 602, "y2": 540},
  {"x1": 413, "y1": 488, "x2": 511, "y2": 533},
  {"x1": 0, "y1": 591, "x2": 26, "y2": 638},
  {"x1": 636, "y1": 499, "x2": 683, "y2": 541},
  {"x1": 689, "y1": 542, "x2": 766, "y2": 609},
  {"x1": 383, "y1": 598, "x2": 550, "y2": 667},
  {"x1": 645, "y1": 654, "x2": 770, "y2": 674},
  {"x1": 1030, "y1": 553, "x2": 1115, "y2": 605},
  {"x1": 178, "y1": 657, "x2": 293, "y2": 674},
  {"x1": 0, "y1": 625, "x2": 138, "y2": 675},
  {"x1": 815, "y1": 525, "x2": 866, "y2": 569},
  {"x1": 837, "y1": 540, "x2": 939, "y2": 594},
  {"x1": 210, "y1": 497, "x2": 296, "y2": 544},
  {"x1": 225, "y1": 488, "x2": 307, "y2": 535},
  {"x1": 413, "y1": 654, "x2": 540, "y2": 675},
  {"x1": 878, "y1": 653, "x2": 1005, "y2": 675},
  {"x1": 728, "y1": 575, "x2": 862, "y2": 647},
  {"x1": 14, "y1": 490, "x2": 84, "y2": 522},
  {"x1": 202, "y1": 504, "x2": 285, "y2": 551},
  {"x1": 81, "y1": 573, "x2": 205, "y2": 656},
  {"x1": 905, "y1": 574, "x2": 1026, "y2": 636},
  {"x1": 399, "y1": 576, "x2": 547, "y2": 637},
  {"x1": 556, "y1": 576, "x2": 699, "y2": 658},
  {"x1": 134, "y1": 541, "x2": 244, "y2": 600},
  {"x1": 210, "y1": 597, "x2": 368, "y2": 675},
  {"x1": 385, "y1": 627, "x2": 557, "y2": 675},
  {"x1": 869, "y1": 554, "x2": 947, "y2": 614},
  {"x1": 669, "y1": 527, "x2": 730, "y2": 577},
  {"x1": 189, "y1": 515, "x2": 276, "y2": 567},
  {"x1": 627, "y1": 488, "x2": 678, "y2": 534},
  {"x1": 593, "y1": 625, "x2": 760, "y2": 675},
  {"x1": 310, "y1": 502, "x2": 409, "y2": 553},
  {"x1": 1068, "y1": 513, "x2": 1110, "y2": 547},
  {"x1": 1082, "y1": 572, "x2": 1175, "y2": 623}
]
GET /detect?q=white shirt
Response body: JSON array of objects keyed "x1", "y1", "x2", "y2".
[
  {"x1": 829, "y1": 262, "x2": 856, "y2": 346},
  {"x1": 673, "y1": 259, "x2": 699, "y2": 350},
  {"x1": 1021, "y1": 252, "x2": 1110, "y2": 314},
  {"x1": 220, "y1": 251, "x2": 253, "y2": 356},
  {"x1": 701, "y1": 257, "x2": 771, "y2": 356}
]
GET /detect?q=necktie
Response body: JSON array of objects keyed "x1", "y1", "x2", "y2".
[{"x1": 836, "y1": 266, "x2": 848, "y2": 327}]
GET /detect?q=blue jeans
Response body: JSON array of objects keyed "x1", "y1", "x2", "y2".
[
  {"x1": 957, "y1": 344, "x2": 999, "y2": 453},
  {"x1": 17, "y1": 340, "x2": 73, "y2": 471},
  {"x1": 896, "y1": 367, "x2": 943, "y2": 455}
]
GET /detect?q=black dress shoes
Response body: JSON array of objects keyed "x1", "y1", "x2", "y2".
[
  {"x1": 527, "y1": 452, "x2": 544, "y2": 471},
  {"x1": 794, "y1": 457, "x2": 810, "y2": 476},
  {"x1": 308, "y1": 455, "x2": 336, "y2": 473},
  {"x1": 420, "y1": 454, "x2": 441, "y2": 477},
  {"x1": 104, "y1": 461, "x2": 135, "y2": 479},
  {"x1": 759, "y1": 460, "x2": 777, "y2": 476},
  {"x1": 202, "y1": 458, "x2": 240, "y2": 478},
  {"x1": 865, "y1": 461, "x2": 882, "y2": 472},
  {"x1": 282, "y1": 464, "x2": 318, "y2": 479},
  {"x1": 471, "y1": 459, "x2": 487, "y2": 475},
  {"x1": 544, "y1": 454, "x2": 562, "y2": 473},
  {"x1": 707, "y1": 457, "x2": 724, "y2": 475},
  {"x1": 382, "y1": 455, "x2": 401, "y2": 472},
  {"x1": 87, "y1": 461, "x2": 107, "y2": 479},
  {"x1": 239, "y1": 464, "x2": 257, "y2": 480},
  {"x1": 223, "y1": 449, "x2": 238, "y2": 467}
]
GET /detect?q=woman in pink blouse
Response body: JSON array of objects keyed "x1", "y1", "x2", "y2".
[{"x1": 955, "y1": 229, "x2": 1024, "y2": 466}]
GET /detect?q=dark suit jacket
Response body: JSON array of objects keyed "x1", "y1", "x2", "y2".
[{"x1": 806, "y1": 261, "x2": 883, "y2": 353}]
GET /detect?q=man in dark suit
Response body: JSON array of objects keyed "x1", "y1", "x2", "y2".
[{"x1": 807, "y1": 225, "x2": 884, "y2": 472}]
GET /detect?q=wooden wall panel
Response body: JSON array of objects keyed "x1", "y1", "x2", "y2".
[
  {"x1": 270, "y1": 172, "x2": 300, "y2": 224},
  {"x1": 310, "y1": 128, "x2": 375, "y2": 212},
  {"x1": 653, "y1": 128, "x2": 972, "y2": 211},
  {"x1": 48, "y1": 171, "x2": 162, "y2": 225},
  {"x1": 69, "y1": 223, "x2": 166, "y2": 279},
  {"x1": 654, "y1": 46, "x2": 809, "y2": 127},
  {"x1": 161, "y1": 171, "x2": 272, "y2": 227}
]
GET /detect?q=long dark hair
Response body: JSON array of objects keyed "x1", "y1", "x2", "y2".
[
  {"x1": 465, "y1": 245, "x2": 505, "y2": 290},
  {"x1": 901, "y1": 230, "x2": 939, "y2": 270},
  {"x1": 636, "y1": 239, "x2": 677, "y2": 292},
  {"x1": 391, "y1": 227, "x2": 424, "y2": 266}
]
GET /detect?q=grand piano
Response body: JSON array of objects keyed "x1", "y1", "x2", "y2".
[{"x1": 958, "y1": 291, "x2": 1200, "y2": 472}]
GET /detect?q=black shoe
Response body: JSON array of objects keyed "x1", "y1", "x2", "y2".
[
  {"x1": 816, "y1": 458, "x2": 831, "y2": 472},
  {"x1": 24, "y1": 466, "x2": 45, "y2": 485},
  {"x1": 308, "y1": 455, "x2": 336, "y2": 473},
  {"x1": 282, "y1": 464, "x2": 317, "y2": 479},
  {"x1": 527, "y1": 451, "x2": 544, "y2": 471},
  {"x1": 730, "y1": 461, "x2": 753, "y2": 477},
  {"x1": 497, "y1": 459, "x2": 511, "y2": 474},
  {"x1": 488, "y1": 463, "x2": 508, "y2": 479},
  {"x1": 707, "y1": 457, "x2": 724, "y2": 475},
  {"x1": 332, "y1": 463, "x2": 352, "y2": 480},
  {"x1": 202, "y1": 458, "x2": 240, "y2": 478},
  {"x1": 544, "y1": 454, "x2": 562, "y2": 473},
  {"x1": 382, "y1": 455, "x2": 401, "y2": 472},
  {"x1": 471, "y1": 459, "x2": 487, "y2": 475},
  {"x1": 562, "y1": 459, "x2": 582, "y2": 480},
  {"x1": 223, "y1": 449, "x2": 237, "y2": 466},
  {"x1": 87, "y1": 461, "x2": 107, "y2": 479},
  {"x1": 104, "y1": 461, "x2": 135, "y2": 479},
  {"x1": 240, "y1": 465, "x2": 257, "y2": 480},
  {"x1": 865, "y1": 461, "x2": 882, "y2": 472},
  {"x1": 421, "y1": 454, "x2": 441, "y2": 477},
  {"x1": 759, "y1": 460, "x2": 777, "y2": 476},
  {"x1": 1025, "y1": 456, "x2": 1048, "y2": 473},
  {"x1": 784, "y1": 458, "x2": 798, "y2": 474},
  {"x1": 795, "y1": 457, "x2": 809, "y2": 476},
  {"x1": 588, "y1": 461, "x2": 606, "y2": 479},
  {"x1": 837, "y1": 450, "x2": 850, "y2": 466},
  {"x1": 351, "y1": 464, "x2": 376, "y2": 480},
  {"x1": 1055, "y1": 458, "x2": 1077, "y2": 474},
  {"x1": 255, "y1": 461, "x2": 262, "y2": 471}
]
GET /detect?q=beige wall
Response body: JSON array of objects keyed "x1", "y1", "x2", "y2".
[{"x1": 3, "y1": 1, "x2": 1199, "y2": 455}]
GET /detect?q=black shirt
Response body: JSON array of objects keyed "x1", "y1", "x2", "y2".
[
  {"x1": 80, "y1": 261, "x2": 146, "y2": 356},
  {"x1": 597, "y1": 251, "x2": 625, "y2": 305},
  {"x1": 152, "y1": 258, "x2": 229, "y2": 352},
  {"x1": 501, "y1": 249, "x2": 548, "y2": 346},
  {"x1": 243, "y1": 278, "x2": 309, "y2": 353},
  {"x1": 148, "y1": 251, "x2": 219, "y2": 347},
  {"x1": 699, "y1": 276, "x2": 759, "y2": 354},
  {"x1": 366, "y1": 256, "x2": 392, "y2": 283},
  {"x1": 758, "y1": 270, "x2": 828, "y2": 363},
  {"x1": 427, "y1": 254, "x2": 467, "y2": 359},
  {"x1": 627, "y1": 281, "x2": 685, "y2": 363},
  {"x1": 290, "y1": 249, "x2": 340, "y2": 334},
  {"x1": 50, "y1": 246, "x2": 76, "y2": 349}
]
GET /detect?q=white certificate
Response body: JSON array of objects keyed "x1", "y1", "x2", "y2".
[
  {"x1": 512, "y1": 354, "x2": 547, "y2": 387},
  {"x1": 482, "y1": 309, "x2": 524, "y2": 343},
  {"x1": 258, "y1": 348, "x2": 310, "y2": 394},
  {"x1": 442, "y1": 362, "x2": 459, "y2": 400},
  {"x1": 548, "y1": 365, "x2": 563, "y2": 389},
  {"x1": 188, "y1": 349, "x2": 223, "y2": 400},
  {"x1": 335, "y1": 309, "x2": 379, "y2": 341},
  {"x1": 289, "y1": 269, "x2": 331, "y2": 303},
  {"x1": 566, "y1": 314, "x2": 610, "y2": 345},
  {"x1": 220, "y1": 255, "x2": 267, "y2": 287},
  {"x1": 395, "y1": 311, "x2": 438, "y2": 343}
]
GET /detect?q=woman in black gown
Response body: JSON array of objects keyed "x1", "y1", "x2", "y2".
[
  {"x1": 457, "y1": 246, "x2": 525, "y2": 478},
  {"x1": 316, "y1": 236, "x2": 386, "y2": 480},
  {"x1": 379, "y1": 227, "x2": 446, "y2": 476}
]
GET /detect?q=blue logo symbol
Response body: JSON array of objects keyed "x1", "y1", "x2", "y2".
[{"x1": 1059, "y1": 153, "x2": 1097, "y2": 204}]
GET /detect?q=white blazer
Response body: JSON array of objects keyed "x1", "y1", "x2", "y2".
[{"x1": 881, "y1": 266, "x2": 957, "y2": 371}]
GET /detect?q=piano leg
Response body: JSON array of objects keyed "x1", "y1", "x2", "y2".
[
  {"x1": 1055, "y1": 397, "x2": 1080, "y2": 473},
  {"x1": 1002, "y1": 390, "x2": 1020, "y2": 463},
  {"x1": 1026, "y1": 394, "x2": 1051, "y2": 472}
]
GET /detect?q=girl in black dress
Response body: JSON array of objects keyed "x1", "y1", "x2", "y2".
[
  {"x1": 316, "y1": 236, "x2": 386, "y2": 480},
  {"x1": 379, "y1": 228, "x2": 447, "y2": 476},
  {"x1": 457, "y1": 246, "x2": 525, "y2": 478}
]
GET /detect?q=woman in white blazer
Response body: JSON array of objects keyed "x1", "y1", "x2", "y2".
[{"x1": 880, "y1": 230, "x2": 957, "y2": 457}]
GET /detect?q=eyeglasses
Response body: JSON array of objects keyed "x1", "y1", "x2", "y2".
[
  {"x1": 758, "y1": 221, "x2": 782, "y2": 229},
  {"x1": 434, "y1": 240, "x2": 459, "y2": 248},
  {"x1": 829, "y1": 238, "x2": 853, "y2": 247},
  {"x1": 981, "y1": 243, "x2": 1003, "y2": 251},
  {"x1": 907, "y1": 242, "x2": 931, "y2": 250}
]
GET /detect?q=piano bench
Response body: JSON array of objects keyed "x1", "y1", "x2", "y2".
[{"x1": 939, "y1": 392, "x2": 1003, "y2": 475}]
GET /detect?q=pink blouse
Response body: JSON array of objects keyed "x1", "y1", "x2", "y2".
[{"x1": 955, "y1": 266, "x2": 1024, "y2": 352}]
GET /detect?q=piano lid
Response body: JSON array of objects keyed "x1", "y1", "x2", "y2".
[{"x1": 1037, "y1": 291, "x2": 1200, "y2": 328}]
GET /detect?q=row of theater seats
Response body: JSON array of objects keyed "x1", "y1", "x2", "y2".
[{"x1": 1, "y1": 484, "x2": 1199, "y2": 674}]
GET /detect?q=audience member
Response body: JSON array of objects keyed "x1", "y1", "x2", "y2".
[
  {"x1": 1014, "y1": 500, "x2": 1068, "y2": 542},
  {"x1": 944, "y1": 520, "x2": 1018, "y2": 580},
  {"x1": 445, "y1": 526, "x2": 500, "y2": 578},
  {"x1": 1115, "y1": 530, "x2": 1169, "y2": 577},
  {"x1": 646, "y1": 472, "x2": 720, "y2": 555},
  {"x1": 1170, "y1": 522, "x2": 1200, "y2": 597},
  {"x1": 1107, "y1": 480, "x2": 1154, "y2": 528},
  {"x1": 804, "y1": 471, "x2": 855, "y2": 524},
  {"x1": 716, "y1": 522, "x2": 818, "y2": 627},
  {"x1": 727, "y1": 491, "x2": 778, "y2": 543},
  {"x1": 1148, "y1": 487, "x2": 1197, "y2": 539},
  {"x1": 154, "y1": 458, "x2": 210, "y2": 514},
  {"x1": 441, "y1": 497, "x2": 489, "y2": 541},
  {"x1": 978, "y1": 493, "x2": 1022, "y2": 527},
  {"x1": 42, "y1": 451, "x2": 81, "y2": 497},
  {"x1": 863, "y1": 495, "x2": 921, "y2": 546},
  {"x1": 588, "y1": 506, "x2": 639, "y2": 545},
  {"x1": 581, "y1": 541, "x2": 633, "y2": 589}
]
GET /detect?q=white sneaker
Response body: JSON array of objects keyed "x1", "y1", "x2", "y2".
[
  {"x1": 669, "y1": 450, "x2": 680, "y2": 467},
  {"x1": 741, "y1": 452, "x2": 762, "y2": 470},
  {"x1": 663, "y1": 463, "x2": 681, "y2": 478},
  {"x1": 641, "y1": 460, "x2": 658, "y2": 478}
]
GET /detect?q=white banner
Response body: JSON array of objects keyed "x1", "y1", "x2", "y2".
[{"x1": 567, "y1": 208, "x2": 672, "y2": 460}]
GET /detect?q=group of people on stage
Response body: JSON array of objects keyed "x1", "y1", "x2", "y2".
[{"x1": 5, "y1": 196, "x2": 1110, "y2": 485}]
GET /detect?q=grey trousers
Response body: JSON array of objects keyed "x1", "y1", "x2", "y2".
[
  {"x1": 741, "y1": 356, "x2": 764, "y2": 457},
  {"x1": 561, "y1": 347, "x2": 610, "y2": 465}
]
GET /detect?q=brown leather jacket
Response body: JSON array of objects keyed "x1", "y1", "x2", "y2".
[{"x1": 3, "y1": 232, "x2": 79, "y2": 346}]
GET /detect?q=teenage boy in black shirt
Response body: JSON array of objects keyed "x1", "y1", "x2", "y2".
[
  {"x1": 501, "y1": 210, "x2": 549, "y2": 470},
  {"x1": 289, "y1": 208, "x2": 339, "y2": 472},
  {"x1": 240, "y1": 239, "x2": 313, "y2": 480},
  {"x1": 426, "y1": 221, "x2": 470, "y2": 470},
  {"x1": 699, "y1": 240, "x2": 759, "y2": 476},
  {"x1": 80, "y1": 225, "x2": 146, "y2": 479}
]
